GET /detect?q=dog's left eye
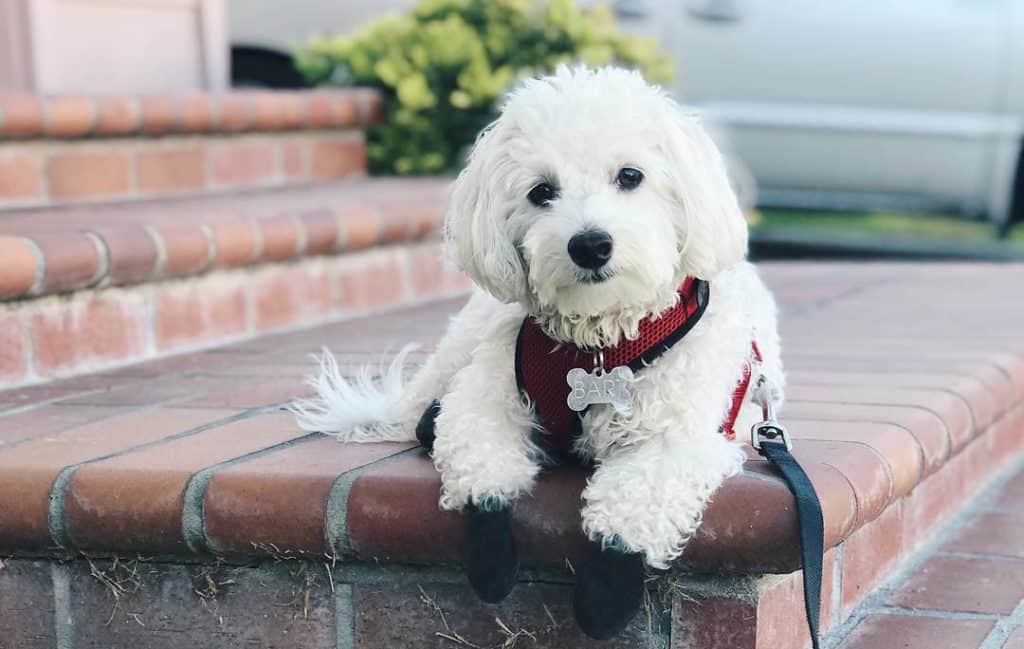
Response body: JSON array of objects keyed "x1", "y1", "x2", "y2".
[
  {"x1": 527, "y1": 182, "x2": 557, "y2": 207},
  {"x1": 616, "y1": 167, "x2": 644, "y2": 191}
]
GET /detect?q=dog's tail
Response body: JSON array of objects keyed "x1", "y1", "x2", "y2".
[{"x1": 289, "y1": 345, "x2": 419, "y2": 443}]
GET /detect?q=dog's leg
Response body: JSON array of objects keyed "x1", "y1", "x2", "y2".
[
  {"x1": 431, "y1": 315, "x2": 539, "y2": 603},
  {"x1": 575, "y1": 432, "x2": 744, "y2": 638}
]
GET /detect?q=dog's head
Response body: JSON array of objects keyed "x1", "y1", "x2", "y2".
[{"x1": 445, "y1": 66, "x2": 747, "y2": 325}]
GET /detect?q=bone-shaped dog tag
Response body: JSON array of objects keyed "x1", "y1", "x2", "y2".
[{"x1": 566, "y1": 366, "x2": 633, "y2": 414}]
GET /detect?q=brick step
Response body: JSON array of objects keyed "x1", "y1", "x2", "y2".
[
  {"x1": 0, "y1": 261, "x2": 1022, "y2": 648},
  {"x1": 0, "y1": 90, "x2": 381, "y2": 210},
  {"x1": 0, "y1": 177, "x2": 462, "y2": 386}
]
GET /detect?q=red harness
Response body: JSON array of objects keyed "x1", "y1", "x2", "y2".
[{"x1": 515, "y1": 278, "x2": 758, "y2": 460}]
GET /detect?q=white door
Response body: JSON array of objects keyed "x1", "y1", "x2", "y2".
[{"x1": 636, "y1": 0, "x2": 1014, "y2": 217}]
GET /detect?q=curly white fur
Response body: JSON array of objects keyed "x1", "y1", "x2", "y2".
[{"x1": 293, "y1": 66, "x2": 784, "y2": 569}]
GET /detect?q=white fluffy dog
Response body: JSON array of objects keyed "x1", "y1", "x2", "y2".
[{"x1": 293, "y1": 65, "x2": 783, "y2": 639}]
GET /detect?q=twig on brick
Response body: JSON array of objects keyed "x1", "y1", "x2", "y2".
[
  {"x1": 323, "y1": 562, "x2": 335, "y2": 594},
  {"x1": 86, "y1": 556, "x2": 144, "y2": 626},
  {"x1": 418, "y1": 585, "x2": 481, "y2": 648},
  {"x1": 541, "y1": 603, "x2": 558, "y2": 629},
  {"x1": 495, "y1": 616, "x2": 537, "y2": 649}
]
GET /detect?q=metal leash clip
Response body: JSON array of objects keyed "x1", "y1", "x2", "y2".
[{"x1": 750, "y1": 374, "x2": 792, "y2": 451}]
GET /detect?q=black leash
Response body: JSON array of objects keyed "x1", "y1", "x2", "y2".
[{"x1": 752, "y1": 379, "x2": 824, "y2": 649}]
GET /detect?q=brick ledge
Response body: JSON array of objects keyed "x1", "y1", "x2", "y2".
[
  {"x1": 0, "y1": 89, "x2": 382, "y2": 140},
  {"x1": 0, "y1": 177, "x2": 451, "y2": 301}
]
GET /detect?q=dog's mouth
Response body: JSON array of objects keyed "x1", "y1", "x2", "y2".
[{"x1": 576, "y1": 270, "x2": 614, "y2": 285}]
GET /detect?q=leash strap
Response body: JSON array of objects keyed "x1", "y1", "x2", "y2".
[
  {"x1": 751, "y1": 376, "x2": 824, "y2": 649},
  {"x1": 757, "y1": 442, "x2": 824, "y2": 649}
]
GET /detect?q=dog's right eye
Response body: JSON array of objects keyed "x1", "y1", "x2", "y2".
[{"x1": 527, "y1": 183, "x2": 557, "y2": 207}]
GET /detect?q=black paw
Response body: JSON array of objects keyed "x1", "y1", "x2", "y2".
[
  {"x1": 465, "y1": 504, "x2": 519, "y2": 603},
  {"x1": 415, "y1": 400, "x2": 440, "y2": 453},
  {"x1": 573, "y1": 542, "x2": 645, "y2": 640}
]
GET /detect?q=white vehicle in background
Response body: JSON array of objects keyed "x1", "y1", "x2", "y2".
[
  {"x1": 230, "y1": 0, "x2": 1024, "y2": 234},
  {"x1": 626, "y1": 0, "x2": 1024, "y2": 234}
]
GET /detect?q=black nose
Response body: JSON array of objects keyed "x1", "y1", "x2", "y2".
[{"x1": 568, "y1": 230, "x2": 613, "y2": 270}]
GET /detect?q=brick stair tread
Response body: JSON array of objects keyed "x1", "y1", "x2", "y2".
[
  {"x1": 0, "y1": 263, "x2": 1022, "y2": 575},
  {"x1": 0, "y1": 177, "x2": 450, "y2": 299},
  {"x1": 0, "y1": 89, "x2": 382, "y2": 139}
]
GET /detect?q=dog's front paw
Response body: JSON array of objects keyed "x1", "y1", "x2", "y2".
[
  {"x1": 464, "y1": 503, "x2": 519, "y2": 603},
  {"x1": 573, "y1": 541, "x2": 645, "y2": 640},
  {"x1": 415, "y1": 400, "x2": 441, "y2": 453}
]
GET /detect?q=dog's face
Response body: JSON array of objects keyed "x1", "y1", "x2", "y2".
[{"x1": 445, "y1": 66, "x2": 748, "y2": 319}]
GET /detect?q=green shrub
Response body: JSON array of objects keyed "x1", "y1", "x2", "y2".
[{"x1": 294, "y1": 0, "x2": 672, "y2": 175}]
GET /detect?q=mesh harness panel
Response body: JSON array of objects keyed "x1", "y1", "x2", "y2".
[{"x1": 515, "y1": 277, "x2": 718, "y2": 460}]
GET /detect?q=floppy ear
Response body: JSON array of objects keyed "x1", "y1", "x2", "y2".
[
  {"x1": 659, "y1": 103, "x2": 749, "y2": 280},
  {"x1": 443, "y1": 120, "x2": 527, "y2": 303}
]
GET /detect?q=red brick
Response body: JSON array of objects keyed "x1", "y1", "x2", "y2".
[
  {"x1": 757, "y1": 550, "x2": 838, "y2": 649},
  {"x1": 209, "y1": 217, "x2": 258, "y2": 267},
  {"x1": 888, "y1": 554, "x2": 1024, "y2": 614},
  {"x1": 62, "y1": 413, "x2": 303, "y2": 553},
  {"x1": 149, "y1": 223, "x2": 212, "y2": 276},
  {"x1": 309, "y1": 136, "x2": 365, "y2": 180},
  {"x1": 90, "y1": 225, "x2": 158, "y2": 285},
  {"x1": 837, "y1": 615, "x2": 993, "y2": 649},
  {"x1": 0, "y1": 94, "x2": 44, "y2": 136},
  {"x1": 31, "y1": 292, "x2": 147, "y2": 377},
  {"x1": 788, "y1": 384, "x2": 973, "y2": 452},
  {"x1": 339, "y1": 204, "x2": 380, "y2": 250},
  {"x1": 0, "y1": 150, "x2": 43, "y2": 201},
  {"x1": 840, "y1": 504, "x2": 903, "y2": 614},
  {"x1": 178, "y1": 375, "x2": 309, "y2": 409},
  {"x1": 94, "y1": 96, "x2": 140, "y2": 134},
  {"x1": 0, "y1": 312, "x2": 27, "y2": 383},
  {"x1": 789, "y1": 369, "x2": 1000, "y2": 432},
  {"x1": 135, "y1": 146, "x2": 206, "y2": 194},
  {"x1": 408, "y1": 243, "x2": 446, "y2": 298},
  {"x1": 301, "y1": 210, "x2": 340, "y2": 255},
  {"x1": 0, "y1": 408, "x2": 229, "y2": 548},
  {"x1": 900, "y1": 437, "x2": 990, "y2": 554},
  {"x1": 33, "y1": 232, "x2": 103, "y2": 294},
  {"x1": 68, "y1": 561, "x2": 335, "y2": 648},
  {"x1": 44, "y1": 96, "x2": 96, "y2": 137},
  {"x1": 672, "y1": 594, "x2": 756, "y2": 649},
  {"x1": 789, "y1": 419, "x2": 922, "y2": 501},
  {"x1": 255, "y1": 214, "x2": 301, "y2": 261},
  {"x1": 783, "y1": 401, "x2": 950, "y2": 475},
  {"x1": 138, "y1": 96, "x2": 178, "y2": 134},
  {"x1": 305, "y1": 93, "x2": 336, "y2": 128},
  {"x1": 48, "y1": 148, "x2": 132, "y2": 200},
  {"x1": 153, "y1": 278, "x2": 248, "y2": 351},
  {"x1": 250, "y1": 92, "x2": 287, "y2": 130},
  {"x1": 0, "y1": 560, "x2": 56, "y2": 647},
  {"x1": 794, "y1": 439, "x2": 893, "y2": 528},
  {"x1": 217, "y1": 94, "x2": 252, "y2": 131},
  {"x1": 211, "y1": 140, "x2": 276, "y2": 187},
  {"x1": 252, "y1": 265, "x2": 331, "y2": 331},
  {"x1": 336, "y1": 251, "x2": 408, "y2": 312},
  {"x1": 0, "y1": 405, "x2": 122, "y2": 446},
  {"x1": 203, "y1": 436, "x2": 410, "y2": 554},
  {"x1": 282, "y1": 138, "x2": 309, "y2": 178},
  {"x1": 0, "y1": 236, "x2": 39, "y2": 298},
  {"x1": 179, "y1": 94, "x2": 214, "y2": 132},
  {"x1": 280, "y1": 93, "x2": 306, "y2": 129},
  {"x1": 686, "y1": 462, "x2": 857, "y2": 573},
  {"x1": 355, "y1": 581, "x2": 651, "y2": 649},
  {"x1": 944, "y1": 511, "x2": 1024, "y2": 558}
]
